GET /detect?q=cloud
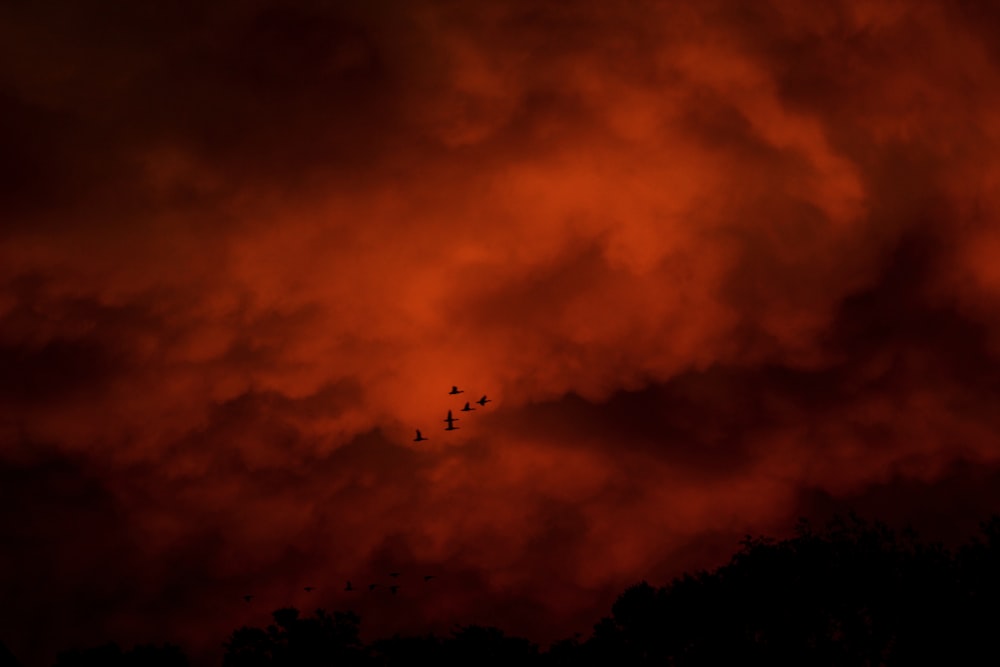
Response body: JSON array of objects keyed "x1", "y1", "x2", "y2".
[{"x1": 4, "y1": 0, "x2": 1000, "y2": 663}]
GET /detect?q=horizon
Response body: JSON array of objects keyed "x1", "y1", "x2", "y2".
[{"x1": 10, "y1": 512, "x2": 1000, "y2": 666}]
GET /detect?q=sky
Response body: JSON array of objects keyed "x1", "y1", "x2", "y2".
[{"x1": 4, "y1": 0, "x2": 1000, "y2": 664}]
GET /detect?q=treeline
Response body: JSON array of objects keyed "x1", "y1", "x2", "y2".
[{"x1": 11, "y1": 514, "x2": 1000, "y2": 666}]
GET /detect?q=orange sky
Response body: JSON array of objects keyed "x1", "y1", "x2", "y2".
[{"x1": 4, "y1": 1, "x2": 1000, "y2": 664}]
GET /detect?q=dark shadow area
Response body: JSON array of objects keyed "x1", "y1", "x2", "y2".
[
  {"x1": 52, "y1": 643, "x2": 188, "y2": 667},
  {"x1": 0, "y1": 642, "x2": 20, "y2": 667},
  {"x1": 223, "y1": 608, "x2": 365, "y2": 667},
  {"x1": 24, "y1": 513, "x2": 1000, "y2": 666}
]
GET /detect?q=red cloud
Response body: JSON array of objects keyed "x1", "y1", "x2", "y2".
[{"x1": 4, "y1": 1, "x2": 1000, "y2": 664}]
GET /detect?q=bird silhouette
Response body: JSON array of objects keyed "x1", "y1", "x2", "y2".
[
  {"x1": 368, "y1": 584, "x2": 379, "y2": 592},
  {"x1": 344, "y1": 581, "x2": 353, "y2": 592},
  {"x1": 448, "y1": 386, "x2": 464, "y2": 395},
  {"x1": 389, "y1": 572, "x2": 400, "y2": 578},
  {"x1": 461, "y1": 402, "x2": 475, "y2": 412},
  {"x1": 304, "y1": 586, "x2": 316, "y2": 593},
  {"x1": 444, "y1": 410, "x2": 459, "y2": 430},
  {"x1": 414, "y1": 429, "x2": 428, "y2": 442},
  {"x1": 389, "y1": 585, "x2": 400, "y2": 595},
  {"x1": 476, "y1": 395, "x2": 491, "y2": 406},
  {"x1": 243, "y1": 595, "x2": 254, "y2": 603},
  {"x1": 423, "y1": 575, "x2": 435, "y2": 582}
]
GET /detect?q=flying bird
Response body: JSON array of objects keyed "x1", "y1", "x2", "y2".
[
  {"x1": 368, "y1": 584, "x2": 379, "y2": 592},
  {"x1": 476, "y1": 395, "x2": 491, "y2": 406},
  {"x1": 389, "y1": 572, "x2": 400, "y2": 578},
  {"x1": 389, "y1": 585, "x2": 400, "y2": 595},
  {"x1": 444, "y1": 410, "x2": 459, "y2": 431},
  {"x1": 448, "y1": 386, "x2": 464, "y2": 395},
  {"x1": 423, "y1": 575, "x2": 435, "y2": 582},
  {"x1": 344, "y1": 581, "x2": 353, "y2": 592},
  {"x1": 243, "y1": 595, "x2": 254, "y2": 603},
  {"x1": 414, "y1": 429, "x2": 428, "y2": 442},
  {"x1": 461, "y1": 402, "x2": 475, "y2": 412},
  {"x1": 304, "y1": 586, "x2": 316, "y2": 593}
]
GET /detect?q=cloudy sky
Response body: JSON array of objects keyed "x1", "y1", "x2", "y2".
[{"x1": 4, "y1": 0, "x2": 1000, "y2": 663}]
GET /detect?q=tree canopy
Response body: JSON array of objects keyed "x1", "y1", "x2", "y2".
[{"x1": 13, "y1": 514, "x2": 1000, "y2": 666}]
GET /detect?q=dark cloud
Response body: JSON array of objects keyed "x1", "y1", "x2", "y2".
[
  {"x1": 0, "y1": 453, "x2": 140, "y2": 658},
  {"x1": 4, "y1": 1, "x2": 1000, "y2": 665},
  {"x1": 796, "y1": 459, "x2": 1000, "y2": 545}
]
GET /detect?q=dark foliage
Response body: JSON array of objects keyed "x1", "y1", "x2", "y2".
[
  {"x1": 444, "y1": 625, "x2": 540, "y2": 667},
  {"x1": 52, "y1": 642, "x2": 187, "y2": 667},
  {"x1": 223, "y1": 608, "x2": 366, "y2": 667},
  {"x1": 0, "y1": 643, "x2": 19, "y2": 667},
  {"x1": 32, "y1": 514, "x2": 1000, "y2": 666},
  {"x1": 581, "y1": 513, "x2": 1000, "y2": 666}
]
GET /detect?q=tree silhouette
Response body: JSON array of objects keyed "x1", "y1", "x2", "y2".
[
  {"x1": 370, "y1": 633, "x2": 444, "y2": 666},
  {"x1": 583, "y1": 513, "x2": 1000, "y2": 666},
  {"x1": 53, "y1": 642, "x2": 187, "y2": 667},
  {"x1": 223, "y1": 608, "x2": 366, "y2": 667},
  {"x1": 41, "y1": 513, "x2": 1000, "y2": 666},
  {"x1": 444, "y1": 625, "x2": 540, "y2": 667},
  {"x1": 0, "y1": 642, "x2": 19, "y2": 667}
]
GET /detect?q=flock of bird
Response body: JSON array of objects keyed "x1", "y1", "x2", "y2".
[
  {"x1": 413, "y1": 385, "x2": 492, "y2": 442},
  {"x1": 243, "y1": 387, "x2": 490, "y2": 606},
  {"x1": 243, "y1": 572, "x2": 435, "y2": 604},
  {"x1": 343, "y1": 573, "x2": 437, "y2": 596}
]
